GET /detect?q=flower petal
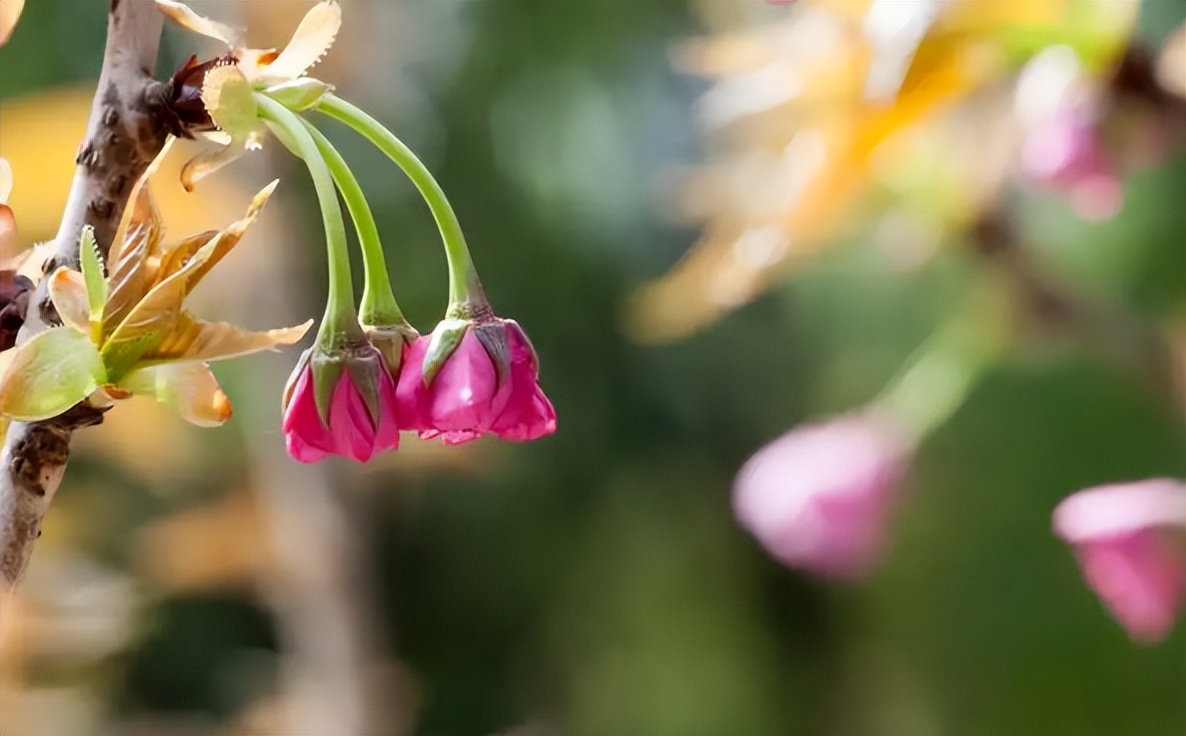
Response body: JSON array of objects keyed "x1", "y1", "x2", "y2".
[
  {"x1": 201, "y1": 65, "x2": 258, "y2": 142},
  {"x1": 261, "y1": 0, "x2": 341, "y2": 82},
  {"x1": 155, "y1": 0, "x2": 241, "y2": 46}
]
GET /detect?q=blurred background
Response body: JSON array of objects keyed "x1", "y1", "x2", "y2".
[{"x1": 0, "y1": 0, "x2": 1183, "y2": 734}]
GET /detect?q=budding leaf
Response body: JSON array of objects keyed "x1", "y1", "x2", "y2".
[
  {"x1": 47, "y1": 268, "x2": 90, "y2": 334},
  {"x1": 0, "y1": 327, "x2": 106, "y2": 421},
  {"x1": 78, "y1": 225, "x2": 106, "y2": 325}
]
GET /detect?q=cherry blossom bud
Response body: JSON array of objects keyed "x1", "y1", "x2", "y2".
[
  {"x1": 1053, "y1": 479, "x2": 1186, "y2": 643},
  {"x1": 733, "y1": 413, "x2": 910, "y2": 580}
]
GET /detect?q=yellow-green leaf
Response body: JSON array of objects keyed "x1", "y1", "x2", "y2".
[
  {"x1": 0, "y1": 327, "x2": 106, "y2": 421},
  {"x1": 78, "y1": 225, "x2": 107, "y2": 324}
]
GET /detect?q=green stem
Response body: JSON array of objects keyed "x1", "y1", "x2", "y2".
[
  {"x1": 300, "y1": 118, "x2": 407, "y2": 327},
  {"x1": 256, "y1": 94, "x2": 358, "y2": 343},
  {"x1": 871, "y1": 293, "x2": 1007, "y2": 444},
  {"x1": 316, "y1": 94, "x2": 483, "y2": 312}
]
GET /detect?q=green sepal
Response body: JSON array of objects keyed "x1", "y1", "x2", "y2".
[
  {"x1": 308, "y1": 348, "x2": 345, "y2": 427},
  {"x1": 421, "y1": 318, "x2": 469, "y2": 386},
  {"x1": 343, "y1": 345, "x2": 385, "y2": 430},
  {"x1": 0, "y1": 327, "x2": 107, "y2": 422},
  {"x1": 282, "y1": 348, "x2": 313, "y2": 412},
  {"x1": 78, "y1": 225, "x2": 107, "y2": 326},
  {"x1": 264, "y1": 78, "x2": 335, "y2": 112},
  {"x1": 361, "y1": 320, "x2": 419, "y2": 375},
  {"x1": 503, "y1": 319, "x2": 540, "y2": 373},
  {"x1": 202, "y1": 65, "x2": 259, "y2": 141},
  {"x1": 472, "y1": 321, "x2": 511, "y2": 387}
]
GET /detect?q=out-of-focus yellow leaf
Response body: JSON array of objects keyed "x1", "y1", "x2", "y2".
[{"x1": 628, "y1": 0, "x2": 1138, "y2": 343}]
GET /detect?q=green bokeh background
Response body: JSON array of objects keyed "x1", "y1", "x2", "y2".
[{"x1": 1, "y1": 1, "x2": 1182, "y2": 734}]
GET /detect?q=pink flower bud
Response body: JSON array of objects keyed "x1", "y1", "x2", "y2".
[
  {"x1": 396, "y1": 317, "x2": 556, "y2": 445},
  {"x1": 733, "y1": 413, "x2": 910, "y2": 580},
  {"x1": 281, "y1": 346, "x2": 401, "y2": 463},
  {"x1": 1021, "y1": 115, "x2": 1123, "y2": 221},
  {"x1": 1053, "y1": 479, "x2": 1186, "y2": 643}
]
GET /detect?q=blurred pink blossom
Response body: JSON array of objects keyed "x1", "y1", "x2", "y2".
[
  {"x1": 732, "y1": 413, "x2": 910, "y2": 580},
  {"x1": 1021, "y1": 114, "x2": 1123, "y2": 221},
  {"x1": 1053, "y1": 479, "x2": 1186, "y2": 643}
]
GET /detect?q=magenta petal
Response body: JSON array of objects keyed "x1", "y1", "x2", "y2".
[
  {"x1": 281, "y1": 365, "x2": 337, "y2": 460},
  {"x1": 282, "y1": 348, "x2": 404, "y2": 464},
  {"x1": 490, "y1": 325, "x2": 557, "y2": 442},
  {"x1": 1054, "y1": 479, "x2": 1186, "y2": 643},
  {"x1": 1075, "y1": 533, "x2": 1183, "y2": 643},
  {"x1": 395, "y1": 336, "x2": 433, "y2": 432},
  {"x1": 428, "y1": 331, "x2": 507, "y2": 432},
  {"x1": 732, "y1": 414, "x2": 909, "y2": 580}
]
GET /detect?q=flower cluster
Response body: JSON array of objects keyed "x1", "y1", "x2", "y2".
[{"x1": 158, "y1": 0, "x2": 556, "y2": 463}]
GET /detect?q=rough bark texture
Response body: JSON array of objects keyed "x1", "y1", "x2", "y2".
[{"x1": 0, "y1": 0, "x2": 169, "y2": 586}]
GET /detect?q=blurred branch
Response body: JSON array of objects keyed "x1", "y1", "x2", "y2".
[
  {"x1": 1, "y1": 0, "x2": 169, "y2": 587},
  {"x1": 971, "y1": 211, "x2": 1177, "y2": 407}
]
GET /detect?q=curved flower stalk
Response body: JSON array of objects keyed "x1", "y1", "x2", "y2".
[
  {"x1": 0, "y1": 156, "x2": 311, "y2": 426},
  {"x1": 254, "y1": 93, "x2": 407, "y2": 463},
  {"x1": 161, "y1": 0, "x2": 557, "y2": 454},
  {"x1": 1054, "y1": 479, "x2": 1186, "y2": 643},
  {"x1": 315, "y1": 95, "x2": 557, "y2": 444}
]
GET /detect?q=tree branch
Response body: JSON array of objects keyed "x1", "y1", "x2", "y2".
[{"x1": 1, "y1": 0, "x2": 169, "y2": 587}]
